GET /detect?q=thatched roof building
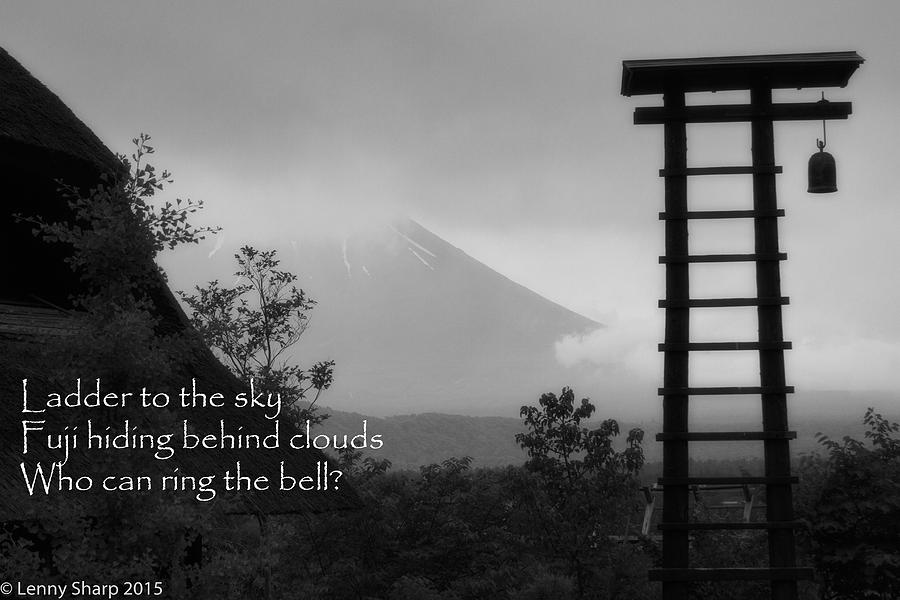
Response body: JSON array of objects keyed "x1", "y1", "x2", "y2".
[{"x1": 0, "y1": 46, "x2": 360, "y2": 520}]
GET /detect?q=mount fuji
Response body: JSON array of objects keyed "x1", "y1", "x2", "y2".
[
  {"x1": 285, "y1": 219, "x2": 603, "y2": 416},
  {"x1": 165, "y1": 219, "x2": 608, "y2": 417}
]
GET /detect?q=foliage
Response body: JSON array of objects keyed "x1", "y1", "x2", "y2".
[
  {"x1": 516, "y1": 387, "x2": 645, "y2": 597},
  {"x1": 16, "y1": 134, "x2": 217, "y2": 388},
  {"x1": 256, "y1": 436, "x2": 651, "y2": 600},
  {"x1": 179, "y1": 246, "x2": 334, "y2": 425},
  {"x1": 11, "y1": 134, "x2": 338, "y2": 599},
  {"x1": 517, "y1": 387, "x2": 645, "y2": 484},
  {"x1": 274, "y1": 460, "x2": 538, "y2": 600},
  {"x1": 798, "y1": 408, "x2": 900, "y2": 600},
  {"x1": 4, "y1": 135, "x2": 222, "y2": 595},
  {"x1": 1, "y1": 494, "x2": 209, "y2": 598},
  {"x1": 20, "y1": 133, "x2": 216, "y2": 312}
]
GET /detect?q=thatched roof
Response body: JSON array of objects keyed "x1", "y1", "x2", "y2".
[
  {"x1": 0, "y1": 46, "x2": 124, "y2": 178},
  {"x1": 0, "y1": 300, "x2": 78, "y2": 337},
  {"x1": 0, "y1": 46, "x2": 361, "y2": 518}
]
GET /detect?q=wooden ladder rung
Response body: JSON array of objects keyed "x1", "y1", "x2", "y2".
[
  {"x1": 659, "y1": 297, "x2": 789, "y2": 308},
  {"x1": 658, "y1": 166, "x2": 783, "y2": 177},
  {"x1": 658, "y1": 520, "x2": 804, "y2": 531},
  {"x1": 656, "y1": 431, "x2": 797, "y2": 442},
  {"x1": 658, "y1": 342, "x2": 792, "y2": 352},
  {"x1": 660, "y1": 253, "x2": 787, "y2": 263},
  {"x1": 649, "y1": 567, "x2": 814, "y2": 582},
  {"x1": 658, "y1": 386, "x2": 794, "y2": 395},
  {"x1": 659, "y1": 476, "x2": 799, "y2": 486},
  {"x1": 659, "y1": 209, "x2": 785, "y2": 220}
]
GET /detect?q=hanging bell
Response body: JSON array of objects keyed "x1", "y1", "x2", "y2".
[
  {"x1": 808, "y1": 147, "x2": 837, "y2": 193},
  {"x1": 808, "y1": 93, "x2": 837, "y2": 194}
]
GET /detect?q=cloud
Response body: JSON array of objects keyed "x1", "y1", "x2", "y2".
[
  {"x1": 556, "y1": 325, "x2": 900, "y2": 395},
  {"x1": 791, "y1": 337, "x2": 900, "y2": 392},
  {"x1": 554, "y1": 316, "x2": 658, "y2": 380}
]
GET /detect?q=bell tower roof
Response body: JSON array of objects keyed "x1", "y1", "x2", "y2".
[{"x1": 622, "y1": 51, "x2": 864, "y2": 96}]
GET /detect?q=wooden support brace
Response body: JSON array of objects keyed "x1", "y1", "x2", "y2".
[{"x1": 641, "y1": 487, "x2": 656, "y2": 536}]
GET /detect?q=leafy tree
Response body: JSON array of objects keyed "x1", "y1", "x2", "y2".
[
  {"x1": 5, "y1": 135, "x2": 220, "y2": 594},
  {"x1": 179, "y1": 246, "x2": 334, "y2": 426},
  {"x1": 798, "y1": 408, "x2": 900, "y2": 600},
  {"x1": 16, "y1": 133, "x2": 217, "y2": 387},
  {"x1": 179, "y1": 248, "x2": 336, "y2": 599},
  {"x1": 517, "y1": 387, "x2": 645, "y2": 479},
  {"x1": 21, "y1": 133, "x2": 215, "y2": 311},
  {"x1": 515, "y1": 387, "x2": 645, "y2": 598}
]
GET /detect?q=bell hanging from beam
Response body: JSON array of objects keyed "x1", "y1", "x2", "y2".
[
  {"x1": 808, "y1": 93, "x2": 837, "y2": 193},
  {"x1": 808, "y1": 144, "x2": 837, "y2": 193}
]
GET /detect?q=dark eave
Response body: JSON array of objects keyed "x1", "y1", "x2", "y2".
[
  {"x1": 621, "y1": 51, "x2": 864, "y2": 96},
  {"x1": 0, "y1": 46, "x2": 125, "y2": 177}
]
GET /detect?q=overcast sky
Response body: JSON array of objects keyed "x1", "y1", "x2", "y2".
[{"x1": 3, "y1": 1, "x2": 900, "y2": 397}]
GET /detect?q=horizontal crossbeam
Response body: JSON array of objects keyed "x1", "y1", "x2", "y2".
[
  {"x1": 658, "y1": 520, "x2": 804, "y2": 531},
  {"x1": 657, "y1": 386, "x2": 794, "y2": 395},
  {"x1": 658, "y1": 476, "x2": 799, "y2": 486},
  {"x1": 658, "y1": 342, "x2": 791, "y2": 351},
  {"x1": 660, "y1": 253, "x2": 787, "y2": 263},
  {"x1": 656, "y1": 431, "x2": 797, "y2": 441},
  {"x1": 635, "y1": 101, "x2": 852, "y2": 124},
  {"x1": 649, "y1": 567, "x2": 814, "y2": 582},
  {"x1": 659, "y1": 166, "x2": 782, "y2": 177},
  {"x1": 659, "y1": 297, "x2": 789, "y2": 308},
  {"x1": 659, "y1": 209, "x2": 785, "y2": 220}
]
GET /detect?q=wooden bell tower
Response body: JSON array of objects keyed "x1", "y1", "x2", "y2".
[{"x1": 621, "y1": 52, "x2": 863, "y2": 600}]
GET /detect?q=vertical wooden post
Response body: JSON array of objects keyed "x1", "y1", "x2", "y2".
[
  {"x1": 661, "y1": 89, "x2": 690, "y2": 600},
  {"x1": 751, "y1": 84, "x2": 798, "y2": 600}
]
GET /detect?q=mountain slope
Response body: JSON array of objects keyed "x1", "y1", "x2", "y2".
[{"x1": 286, "y1": 219, "x2": 602, "y2": 415}]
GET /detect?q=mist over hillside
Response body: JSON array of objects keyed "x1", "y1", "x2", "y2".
[{"x1": 311, "y1": 391, "x2": 897, "y2": 470}]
